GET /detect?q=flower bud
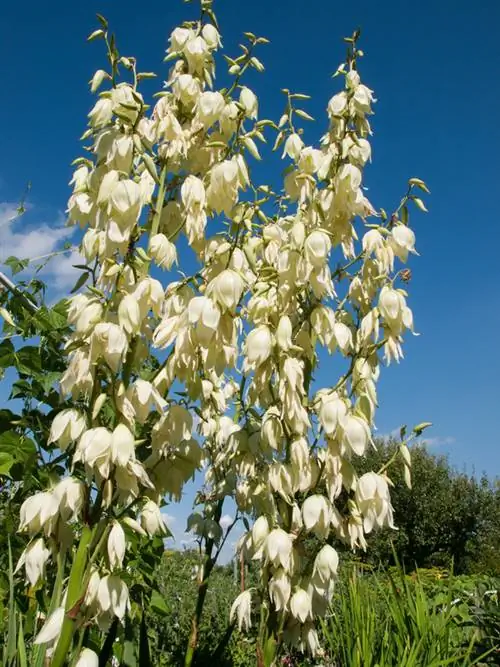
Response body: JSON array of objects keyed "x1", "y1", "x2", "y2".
[
  {"x1": 239, "y1": 87, "x2": 258, "y2": 119},
  {"x1": 276, "y1": 315, "x2": 293, "y2": 351},
  {"x1": 108, "y1": 522, "x2": 126, "y2": 570},
  {"x1": 201, "y1": 23, "x2": 221, "y2": 49}
]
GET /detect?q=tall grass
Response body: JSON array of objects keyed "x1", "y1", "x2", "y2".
[{"x1": 320, "y1": 563, "x2": 495, "y2": 667}]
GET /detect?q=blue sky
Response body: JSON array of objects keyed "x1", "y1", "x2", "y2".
[{"x1": 1, "y1": 0, "x2": 499, "y2": 554}]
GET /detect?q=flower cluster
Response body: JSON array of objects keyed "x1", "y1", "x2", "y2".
[{"x1": 17, "y1": 4, "x2": 428, "y2": 662}]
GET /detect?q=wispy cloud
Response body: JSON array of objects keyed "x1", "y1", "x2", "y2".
[
  {"x1": 423, "y1": 436, "x2": 456, "y2": 447},
  {"x1": 0, "y1": 200, "x2": 80, "y2": 292}
]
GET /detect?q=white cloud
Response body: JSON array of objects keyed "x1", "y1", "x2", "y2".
[
  {"x1": 423, "y1": 436, "x2": 456, "y2": 447},
  {"x1": 0, "y1": 202, "x2": 72, "y2": 263},
  {"x1": 0, "y1": 201, "x2": 81, "y2": 292},
  {"x1": 219, "y1": 514, "x2": 234, "y2": 531},
  {"x1": 161, "y1": 512, "x2": 177, "y2": 528}
]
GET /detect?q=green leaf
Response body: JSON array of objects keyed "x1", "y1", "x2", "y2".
[
  {"x1": 0, "y1": 452, "x2": 14, "y2": 476},
  {"x1": 70, "y1": 271, "x2": 89, "y2": 294},
  {"x1": 149, "y1": 589, "x2": 169, "y2": 616},
  {"x1": 4, "y1": 256, "x2": 29, "y2": 275},
  {"x1": 139, "y1": 611, "x2": 152, "y2": 667},
  {"x1": 17, "y1": 614, "x2": 28, "y2": 667},
  {"x1": 0, "y1": 339, "x2": 15, "y2": 369},
  {"x1": 16, "y1": 346, "x2": 42, "y2": 374},
  {"x1": 0, "y1": 431, "x2": 37, "y2": 463}
]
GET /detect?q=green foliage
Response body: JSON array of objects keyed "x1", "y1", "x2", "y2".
[
  {"x1": 147, "y1": 550, "x2": 257, "y2": 666},
  {"x1": 321, "y1": 564, "x2": 499, "y2": 666},
  {"x1": 354, "y1": 440, "x2": 500, "y2": 575}
]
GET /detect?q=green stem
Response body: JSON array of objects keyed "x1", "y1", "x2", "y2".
[
  {"x1": 184, "y1": 500, "x2": 224, "y2": 667},
  {"x1": 51, "y1": 525, "x2": 93, "y2": 667},
  {"x1": 150, "y1": 163, "x2": 168, "y2": 238}
]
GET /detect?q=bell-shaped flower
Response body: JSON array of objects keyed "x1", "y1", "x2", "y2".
[
  {"x1": 269, "y1": 569, "x2": 291, "y2": 611},
  {"x1": 139, "y1": 500, "x2": 167, "y2": 536},
  {"x1": 108, "y1": 522, "x2": 126, "y2": 570},
  {"x1": 251, "y1": 515, "x2": 269, "y2": 554},
  {"x1": 90, "y1": 322, "x2": 128, "y2": 372},
  {"x1": 355, "y1": 472, "x2": 394, "y2": 533},
  {"x1": 341, "y1": 415, "x2": 372, "y2": 456},
  {"x1": 97, "y1": 575, "x2": 130, "y2": 620},
  {"x1": 75, "y1": 427, "x2": 113, "y2": 480},
  {"x1": 313, "y1": 545, "x2": 339, "y2": 583},
  {"x1": 110, "y1": 179, "x2": 142, "y2": 221},
  {"x1": 168, "y1": 27, "x2": 194, "y2": 53},
  {"x1": 184, "y1": 36, "x2": 209, "y2": 74},
  {"x1": 111, "y1": 424, "x2": 135, "y2": 468},
  {"x1": 276, "y1": 315, "x2": 293, "y2": 351},
  {"x1": 15, "y1": 538, "x2": 50, "y2": 587},
  {"x1": 53, "y1": 477, "x2": 85, "y2": 522},
  {"x1": 290, "y1": 588, "x2": 312, "y2": 623},
  {"x1": 207, "y1": 159, "x2": 240, "y2": 215},
  {"x1": 107, "y1": 135, "x2": 133, "y2": 172},
  {"x1": 391, "y1": 224, "x2": 417, "y2": 261},
  {"x1": 282, "y1": 133, "x2": 304, "y2": 161},
  {"x1": 172, "y1": 73, "x2": 201, "y2": 107},
  {"x1": 243, "y1": 325, "x2": 273, "y2": 370},
  {"x1": 206, "y1": 269, "x2": 244, "y2": 311},
  {"x1": 304, "y1": 230, "x2": 331, "y2": 268},
  {"x1": 118, "y1": 294, "x2": 142, "y2": 335},
  {"x1": 34, "y1": 606, "x2": 65, "y2": 645},
  {"x1": 196, "y1": 91, "x2": 225, "y2": 127},
  {"x1": 88, "y1": 97, "x2": 113, "y2": 128},
  {"x1": 188, "y1": 296, "x2": 221, "y2": 345},
  {"x1": 264, "y1": 528, "x2": 293, "y2": 570},
  {"x1": 302, "y1": 494, "x2": 331, "y2": 538},
  {"x1": 49, "y1": 409, "x2": 86, "y2": 450},
  {"x1": 298, "y1": 147, "x2": 324, "y2": 175},
  {"x1": 328, "y1": 91, "x2": 347, "y2": 117},
  {"x1": 261, "y1": 406, "x2": 283, "y2": 450},
  {"x1": 19, "y1": 491, "x2": 59, "y2": 535},
  {"x1": 318, "y1": 392, "x2": 348, "y2": 435},
  {"x1": 148, "y1": 233, "x2": 177, "y2": 270},
  {"x1": 127, "y1": 379, "x2": 166, "y2": 424},
  {"x1": 75, "y1": 648, "x2": 99, "y2": 667},
  {"x1": 230, "y1": 590, "x2": 252, "y2": 632}
]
